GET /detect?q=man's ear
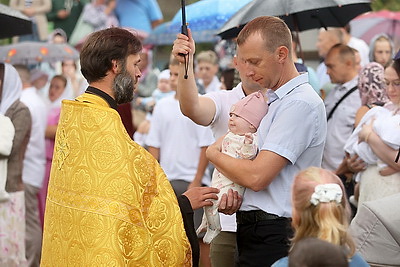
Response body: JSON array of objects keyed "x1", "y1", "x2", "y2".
[
  {"x1": 276, "y1": 46, "x2": 289, "y2": 63},
  {"x1": 111, "y1": 59, "x2": 119, "y2": 73},
  {"x1": 233, "y1": 56, "x2": 238, "y2": 69}
]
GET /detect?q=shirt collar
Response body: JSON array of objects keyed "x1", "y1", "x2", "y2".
[
  {"x1": 267, "y1": 73, "x2": 308, "y2": 104},
  {"x1": 85, "y1": 86, "x2": 118, "y2": 110},
  {"x1": 340, "y1": 75, "x2": 358, "y2": 91}
]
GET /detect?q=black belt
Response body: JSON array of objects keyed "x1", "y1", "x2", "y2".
[{"x1": 236, "y1": 210, "x2": 281, "y2": 224}]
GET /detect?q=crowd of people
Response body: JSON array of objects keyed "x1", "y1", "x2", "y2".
[{"x1": 0, "y1": 1, "x2": 400, "y2": 267}]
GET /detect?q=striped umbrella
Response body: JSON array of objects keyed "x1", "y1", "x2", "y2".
[{"x1": 350, "y1": 10, "x2": 400, "y2": 48}]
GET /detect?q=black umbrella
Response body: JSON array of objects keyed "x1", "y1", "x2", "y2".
[
  {"x1": 218, "y1": 0, "x2": 371, "y2": 40},
  {"x1": 0, "y1": 4, "x2": 32, "y2": 39}
]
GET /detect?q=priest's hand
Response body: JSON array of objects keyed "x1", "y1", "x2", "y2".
[{"x1": 183, "y1": 187, "x2": 219, "y2": 210}]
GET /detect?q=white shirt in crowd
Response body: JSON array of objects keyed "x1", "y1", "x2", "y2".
[
  {"x1": 145, "y1": 94, "x2": 214, "y2": 186},
  {"x1": 20, "y1": 87, "x2": 47, "y2": 188},
  {"x1": 200, "y1": 76, "x2": 222, "y2": 94},
  {"x1": 348, "y1": 36, "x2": 370, "y2": 67}
]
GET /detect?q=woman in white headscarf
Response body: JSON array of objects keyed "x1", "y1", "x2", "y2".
[{"x1": 0, "y1": 63, "x2": 31, "y2": 266}]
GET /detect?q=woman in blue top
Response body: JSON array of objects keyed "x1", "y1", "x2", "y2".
[{"x1": 272, "y1": 167, "x2": 369, "y2": 267}]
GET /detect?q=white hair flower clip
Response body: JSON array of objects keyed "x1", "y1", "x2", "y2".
[{"x1": 310, "y1": 184, "x2": 343, "y2": 206}]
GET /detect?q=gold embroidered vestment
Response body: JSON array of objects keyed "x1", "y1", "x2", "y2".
[{"x1": 41, "y1": 93, "x2": 191, "y2": 266}]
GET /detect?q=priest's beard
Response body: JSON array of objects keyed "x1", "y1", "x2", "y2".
[{"x1": 112, "y1": 63, "x2": 135, "y2": 104}]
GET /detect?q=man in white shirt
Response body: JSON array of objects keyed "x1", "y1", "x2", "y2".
[
  {"x1": 146, "y1": 56, "x2": 215, "y2": 267},
  {"x1": 316, "y1": 28, "x2": 343, "y2": 97},
  {"x1": 173, "y1": 32, "x2": 266, "y2": 267},
  {"x1": 341, "y1": 24, "x2": 370, "y2": 68},
  {"x1": 195, "y1": 50, "x2": 221, "y2": 94},
  {"x1": 14, "y1": 65, "x2": 47, "y2": 267},
  {"x1": 322, "y1": 44, "x2": 362, "y2": 171},
  {"x1": 173, "y1": 16, "x2": 327, "y2": 266}
]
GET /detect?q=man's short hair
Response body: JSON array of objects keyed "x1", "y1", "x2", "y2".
[
  {"x1": 195, "y1": 50, "x2": 219, "y2": 65},
  {"x1": 237, "y1": 16, "x2": 292, "y2": 56},
  {"x1": 327, "y1": 43, "x2": 356, "y2": 65},
  {"x1": 80, "y1": 28, "x2": 142, "y2": 83}
]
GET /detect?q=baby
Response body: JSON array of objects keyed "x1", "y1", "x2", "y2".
[
  {"x1": 197, "y1": 91, "x2": 269, "y2": 244},
  {"x1": 345, "y1": 106, "x2": 400, "y2": 177},
  {"x1": 136, "y1": 69, "x2": 173, "y2": 113}
]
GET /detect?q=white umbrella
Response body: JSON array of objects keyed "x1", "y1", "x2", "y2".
[{"x1": 0, "y1": 42, "x2": 79, "y2": 65}]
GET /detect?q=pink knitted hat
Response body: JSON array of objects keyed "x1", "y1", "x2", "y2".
[{"x1": 230, "y1": 91, "x2": 268, "y2": 129}]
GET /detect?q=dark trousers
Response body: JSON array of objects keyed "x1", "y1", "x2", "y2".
[{"x1": 237, "y1": 215, "x2": 293, "y2": 266}]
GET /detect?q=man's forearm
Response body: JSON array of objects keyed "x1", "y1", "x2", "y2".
[
  {"x1": 177, "y1": 56, "x2": 215, "y2": 126},
  {"x1": 207, "y1": 146, "x2": 288, "y2": 192}
]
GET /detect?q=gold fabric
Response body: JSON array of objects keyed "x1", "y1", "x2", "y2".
[{"x1": 41, "y1": 93, "x2": 191, "y2": 266}]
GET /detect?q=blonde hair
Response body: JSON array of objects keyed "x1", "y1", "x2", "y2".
[
  {"x1": 195, "y1": 50, "x2": 218, "y2": 65},
  {"x1": 291, "y1": 167, "x2": 355, "y2": 257}
]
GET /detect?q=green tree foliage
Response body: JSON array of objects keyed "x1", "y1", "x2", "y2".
[{"x1": 371, "y1": 0, "x2": 400, "y2": 11}]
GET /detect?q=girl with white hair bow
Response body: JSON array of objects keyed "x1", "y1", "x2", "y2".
[{"x1": 272, "y1": 167, "x2": 369, "y2": 267}]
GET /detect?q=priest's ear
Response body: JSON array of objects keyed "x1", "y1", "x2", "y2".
[{"x1": 111, "y1": 60, "x2": 120, "y2": 73}]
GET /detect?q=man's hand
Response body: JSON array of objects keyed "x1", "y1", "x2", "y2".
[
  {"x1": 218, "y1": 189, "x2": 242, "y2": 215},
  {"x1": 244, "y1": 133, "x2": 253, "y2": 144},
  {"x1": 57, "y1": 9, "x2": 69, "y2": 19},
  {"x1": 183, "y1": 187, "x2": 219, "y2": 210},
  {"x1": 172, "y1": 28, "x2": 195, "y2": 64},
  {"x1": 346, "y1": 154, "x2": 366, "y2": 173}
]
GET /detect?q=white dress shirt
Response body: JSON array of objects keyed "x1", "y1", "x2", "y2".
[
  {"x1": 145, "y1": 94, "x2": 214, "y2": 185},
  {"x1": 20, "y1": 87, "x2": 47, "y2": 188}
]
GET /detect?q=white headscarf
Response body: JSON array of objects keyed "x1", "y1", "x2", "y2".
[
  {"x1": 45, "y1": 76, "x2": 72, "y2": 111},
  {"x1": 0, "y1": 63, "x2": 22, "y2": 115}
]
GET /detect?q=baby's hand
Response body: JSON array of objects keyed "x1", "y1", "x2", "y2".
[{"x1": 244, "y1": 133, "x2": 253, "y2": 144}]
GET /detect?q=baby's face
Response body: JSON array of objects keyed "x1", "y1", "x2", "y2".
[
  {"x1": 158, "y1": 78, "x2": 170, "y2": 93},
  {"x1": 229, "y1": 114, "x2": 256, "y2": 135}
]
